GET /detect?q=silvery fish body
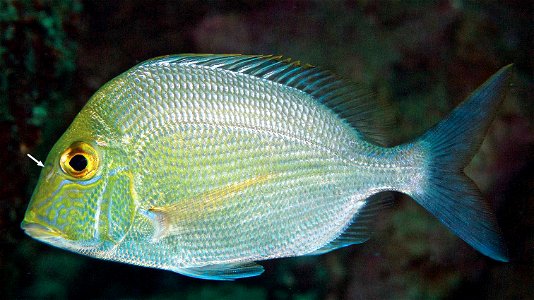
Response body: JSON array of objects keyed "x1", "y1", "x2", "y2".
[{"x1": 22, "y1": 55, "x2": 511, "y2": 280}]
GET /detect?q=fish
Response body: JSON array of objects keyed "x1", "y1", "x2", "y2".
[{"x1": 21, "y1": 54, "x2": 512, "y2": 280}]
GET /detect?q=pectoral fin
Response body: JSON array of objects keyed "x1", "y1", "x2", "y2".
[
  {"x1": 174, "y1": 262, "x2": 264, "y2": 280},
  {"x1": 144, "y1": 174, "x2": 275, "y2": 241}
]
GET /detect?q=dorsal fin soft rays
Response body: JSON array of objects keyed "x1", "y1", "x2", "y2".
[{"x1": 138, "y1": 54, "x2": 391, "y2": 146}]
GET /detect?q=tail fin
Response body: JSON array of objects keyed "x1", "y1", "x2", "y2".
[{"x1": 409, "y1": 65, "x2": 513, "y2": 261}]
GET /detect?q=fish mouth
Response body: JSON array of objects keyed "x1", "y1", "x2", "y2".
[
  {"x1": 21, "y1": 221, "x2": 65, "y2": 240},
  {"x1": 21, "y1": 220, "x2": 102, "y2": 252}
]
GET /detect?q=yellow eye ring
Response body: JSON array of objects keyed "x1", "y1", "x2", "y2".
[{"x1": 60, "y1": 142, "x2": 99, "y2": 179}]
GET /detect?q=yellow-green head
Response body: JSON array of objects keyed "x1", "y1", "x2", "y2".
[{"x1": 21, "y1": 80, "x2": 135, "y2": 255}]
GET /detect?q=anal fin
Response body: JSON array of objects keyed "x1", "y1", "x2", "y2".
[
  {"x1": 175, "y1": 262, "x2": 264, "y2": 280},
  {"x1": 308, "y1": 192, "x2": 393, "y2": 255}
]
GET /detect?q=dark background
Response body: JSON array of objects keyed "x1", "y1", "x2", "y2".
[{"x1": 1, "y1": 1, "x2": 532, "y2": 299}]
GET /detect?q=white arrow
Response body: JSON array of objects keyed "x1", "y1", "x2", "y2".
[{"x1": 27, "y1": 154, "x2": 44, "y2": 167}]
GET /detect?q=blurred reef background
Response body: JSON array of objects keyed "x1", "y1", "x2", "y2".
[{"x1": 1, "y1": 1, "x2": 532, "y2": 299}]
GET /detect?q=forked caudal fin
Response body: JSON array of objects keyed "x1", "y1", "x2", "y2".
[{"x1": 409, "y1": 65, "x2": 513, "y2": 262}]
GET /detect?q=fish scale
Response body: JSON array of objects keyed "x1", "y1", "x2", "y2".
[{"x1": 120, "y1": 66, "x2": 357, "y2": 157}]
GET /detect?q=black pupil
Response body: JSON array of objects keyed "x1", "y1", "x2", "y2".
[{"x1": 69, "y1": 154, "x2": 88, "y2": 171}]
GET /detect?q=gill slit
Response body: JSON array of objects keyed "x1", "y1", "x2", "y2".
[
  {"x1": 93, "y1": 172, "x2": 109, "y2": 241},
  {"x1": 101, "y1": 167, "x2": 138, "y2": 259}
]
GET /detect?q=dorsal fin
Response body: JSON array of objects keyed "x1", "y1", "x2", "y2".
[{"x1": 139, "y1": 54, "x2": 391, "y2": 145}]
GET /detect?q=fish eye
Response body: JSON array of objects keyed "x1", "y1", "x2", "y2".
[{"x1": 60, "y1": 142, "x2": 99, "y2": 180}]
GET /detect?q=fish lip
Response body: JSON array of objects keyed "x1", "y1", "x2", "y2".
[
  {"x1": 21, "y1": 221, "x2": 64, "y2": 240},
  {"x1": 21, "y1": 221, "x2": 102, "y2": 252}
]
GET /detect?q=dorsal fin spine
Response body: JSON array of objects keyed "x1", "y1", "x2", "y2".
[
  {"x1": 300, "y1": 72, "x2": 331, "y2": 92},
  {"x1": 285, "y1": 68, "x2": 315, "y2": 86},
  {"x1": 275, "y1": 66, "x2": 302, "y2": 83}
]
